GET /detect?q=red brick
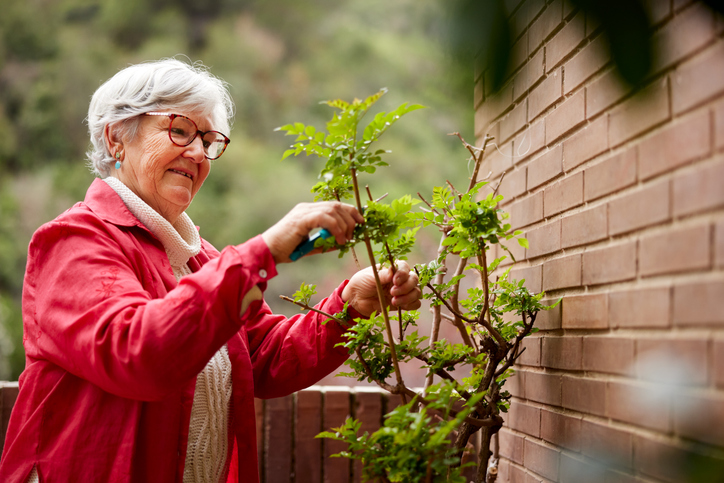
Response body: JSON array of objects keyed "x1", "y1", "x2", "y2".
[
  {"x1": 607, "y1": 381, "x2": 671, "y2": 432},
  {"x1": 673, "y1": 159, "x2": 724, "y2": 217},
  {"x1": 536, "y1": 299, "x2": 562, "y2": 330},
  {"x1": 527, "y1": 219, "x2": 561, "y2": 258},
  {"x1": 529, "y1": 69, "x2": 563, "y2": 121},
  {"x1": 541, "y1": 409, "x2": 581, "y2": 451},
  {"x1": 510, "y1": 191, "x2": 544, "y2": 229},
  {"x1": 584, "y1": 149, "x2": 637, "y2": 201},
  {"x1": 634, "y1": 436, "x2": 696, "y2": 483},
  {"x1": 635, "y1": 436, "x2": 724, "y2": 483},
  {"x1": 474, "y1": 77, "x2": 484, "y2": 109},
  {"x1": 507, "y1": 369, "x2": 526, "y2": 398},
  {"x1": 643, "y1": 0, "x2": 671, "y2": 24},
  {"x1": 323, "y1": 390, "x2": 351, "y2": 483},
  {"x1": 716, "y1": 339, "x2": 724, "y2": 388},
  {"x1": 561, "y1": 204, "x2": 608, "y2": 248},
  {"x1": 564, "y1": 35, "x2": 609, "y2": 94},
  {"x1": 637, "y1": 338, "x2": 709, "y2": 387},
  {"x1": 546, "y1": 90, "x2": 586, "y2": 144},
  {"x1": 542, "y1": 253, "x2": 581, "y2": 291},
  {"x1": 582, "y1": 242, "x2": 637, "y2": 285},
  {"x1": 508, "y1": 463, "x2": 526, "y2": 483},
  {"x1": 639, "y1": 110, "x2": 711, "y2": 180},
  {"x1": 515, "y1": 49, "x2": 545, "y2": 99},
  {"x1": 524, "y1": 439, "x2": 560, "y2": 481},
  {"x1": 608, "y1": 179, "x2": 671, "y2": 235},
  {"x1": 511, "y1": 0, "x2": 545, "y2": 40},
  {"x1": 673, "y1": 281, "x2": 724, "y2": 325},
  {"x1": 510, "y1": 263, "x2": 543, "y2": 293},
  {"x1": 672, "y1": 40, "x2": 724, "y2": 115},
  {"x1": 498, "y1": 167, "x2": 527, "y2": 202},
  {"x1": 579, "y1": 420, "x2": 633, "y2": 469},
  {"x1": 476, "y1": 82, "x2": 514, "y2": 136},
  {"x1": 528, "y1": 145, "x2": 563, "y2": 189},
  {"x1": 513, "y1": 119, "x2": 545, "y2": 164},
  {"x1": 484, "y1": 140, "x2": 514, "y2": 178},
  {"x1": 509, "y1": 33, "x2": 529, "y2": 80},
  {"x1": 265, "y1": 395, "x2": 293, "y2": 482},
  {"x1": 586, "y1": 68, "x2": 631, "y2": 118},
  {"x1": 559, "y1": 453, "x2": 607, "y2": 483},
  {"x1": 501, "y1": 100, "x2": 529, "y2": 143},
  {"x1": 715, "y1": 99, "x2": 724, "y2": 151},
  {"x1": 509, "y1": 401, "x2": 541, "y2": 437},
  {"x1": 562, "y1": 293, "x2": 608, "y2": 329},
  {"x1": 352, "y1": 390, "x2": 382, "y2": 483},
  {"x1": 651, "y1": 2, "x2": 716, "y2": 75},
  {"x1": 609, "y1": 78, "x2": 670, "y2": 148},
  {"x1": 582, "y1": 337, "x2": 634, "y2": 376},
  {"x1": 609, "y1": 287, "x2": 671, "y2": 329},
  {"x1": 544, "y1": 172, "x2": 583, "y2": 216},
  {"x1": 499, "y1": 428, "x2": 525, "y2": 466},
  {"x1": 717, "y1": 219, "x2": 724, "y2": 267},
  {"x1": 524, "y1": 371, "x2": 562, "y2": 406},
  {"x1": 562, "y1": 115, "x2": 608, "y2": 171},
  {"x1": 542, "y1": 336, "x2": 582, "y2": 370},
  {"x1": 561, "y1": 376, "x2": 606, "y2": 416},
  {"x1": 639, "y1": 224, "x2": 711, "y2": 277},
  {"x1": 295, "y1": 390, "x2": 322, "y2": 483},
  {"x1": 529, "y1": 0, "x2": 564, "y2": 48},
  {"x1": 546, "y1": 12, "x2": 586, "y2": 71}
]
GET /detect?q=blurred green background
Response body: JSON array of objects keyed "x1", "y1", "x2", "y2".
[{"x1": 0, "y1": 0, "x2": 477, "y2": 379}]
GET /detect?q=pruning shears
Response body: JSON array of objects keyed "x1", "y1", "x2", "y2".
[
  {"x1": 289, "y1": 228, "x2": 333, "y2": 261},
  {"x1": 289, "y1": 206, "x2": 367, "y2": 262}
]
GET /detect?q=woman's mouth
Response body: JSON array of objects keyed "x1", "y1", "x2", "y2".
[{"x1": 169, "y1": 169, "x2": 193, "y2": 180}]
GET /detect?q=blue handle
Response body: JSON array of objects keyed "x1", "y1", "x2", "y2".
[{"x1": 289, "y1": 228, "x2": 333, "y2": 261}]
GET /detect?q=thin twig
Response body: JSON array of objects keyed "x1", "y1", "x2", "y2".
[
  {"x1": 446, "y1": 179, "x2": 463, "y2": 200},
  {"x1": 279, "y1": 295, "x2": 349, "y2": 327},
  {"x1": 417, "y1": 192, "x2": 444, "y2": 217}
]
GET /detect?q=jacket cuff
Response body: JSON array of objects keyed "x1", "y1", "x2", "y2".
[{"x1": 233, "y1": 234, "x2": 278, "y2": 291}]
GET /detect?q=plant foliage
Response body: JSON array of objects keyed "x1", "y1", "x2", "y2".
[{"x1": 278, "y1": 89, "x2": 559, "y2": 482}]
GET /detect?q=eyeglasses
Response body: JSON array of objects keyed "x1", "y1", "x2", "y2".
[{"x1": 144, "y1": 112, "x2": 230, "y2": 160}]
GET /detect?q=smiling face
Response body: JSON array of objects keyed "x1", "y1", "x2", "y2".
[{"x1": 108, "y1": 112, "x2": 213, "y2": 224}]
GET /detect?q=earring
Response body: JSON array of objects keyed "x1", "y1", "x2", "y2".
[{"x1": 115, "y1": 152, "x2": 121, "y2": 170}]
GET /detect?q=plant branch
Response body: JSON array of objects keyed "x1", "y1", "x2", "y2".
[
  {"x1": 279, "y1": 295, "x2": 350, "y2": 327},
  {"x1": 351, "y1": 167, "x2": 406, "y2": 402}
]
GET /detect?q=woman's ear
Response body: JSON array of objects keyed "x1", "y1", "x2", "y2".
[{"x1": 104, "y1": 123, "x2": 123, "y2": 157}]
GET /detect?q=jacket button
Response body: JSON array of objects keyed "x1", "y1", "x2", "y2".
[{"x1": 259, "y1": 269, "x2": 268, "y2": 279}]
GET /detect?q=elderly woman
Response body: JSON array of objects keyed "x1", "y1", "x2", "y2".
[{"x1": 0, "y1": 59, "x2": 421, "y2": 483}]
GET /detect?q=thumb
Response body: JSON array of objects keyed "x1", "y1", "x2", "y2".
[{"x1": 377, "y1": 265, "x2": 394, "y2": 285}]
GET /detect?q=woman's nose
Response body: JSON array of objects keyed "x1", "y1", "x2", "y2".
[{"x1": 185, "y1": 135, "x2": 206, "y2": 163}]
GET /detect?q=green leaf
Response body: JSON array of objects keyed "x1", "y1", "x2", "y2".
[{"x1": 518, "y1": 237, "x2": 529, "y2": 249}]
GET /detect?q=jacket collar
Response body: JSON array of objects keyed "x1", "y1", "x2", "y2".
[{"x1": 84, "y1": 178, "x2": 147, "y2": 228}]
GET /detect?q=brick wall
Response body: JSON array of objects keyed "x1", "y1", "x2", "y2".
[{"x1": 475, "y1": 1, "x2": 724, "y2": 481}]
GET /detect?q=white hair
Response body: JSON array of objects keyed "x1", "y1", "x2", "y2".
[{"x1": 86, "y1": 58, "x2": 234, "y2": 177}]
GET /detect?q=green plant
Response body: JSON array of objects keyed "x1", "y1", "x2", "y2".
[{"x1": 277, "y1": 89, "x2": 558, "y2": 483}]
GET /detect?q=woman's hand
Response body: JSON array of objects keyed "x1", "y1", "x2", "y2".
[
  {"x1": 262, "y1": 202, "x2": 364, "y2": 264},
  {"x1": 342, "y1": 261, "x2": 422, "y2": 318}
]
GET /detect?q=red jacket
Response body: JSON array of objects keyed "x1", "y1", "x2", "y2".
[{"x1": 0, "y1": 179, "x2": 352, "y2": 482}]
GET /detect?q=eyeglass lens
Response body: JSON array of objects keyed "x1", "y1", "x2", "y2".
[{"x1": 169, "y1": 116, "x2": 227, "y2": 159}]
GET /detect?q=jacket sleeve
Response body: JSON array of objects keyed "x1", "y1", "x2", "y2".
[
  {"x1": 24, "y1": 212, "x2": 274, "y2": 402},
  {"x1": 245, "y1": 283, "x2": 357, "y2": 399}
]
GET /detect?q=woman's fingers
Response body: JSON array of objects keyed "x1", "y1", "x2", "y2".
[{"x1": 262, "y1": 201, "x2": 363, "y2": 263}]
